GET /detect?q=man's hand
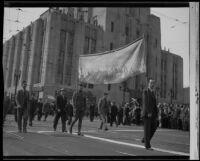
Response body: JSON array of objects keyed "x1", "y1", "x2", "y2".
[{"x1": 57, "y1": 109, "x2": 61, "y2": 113}]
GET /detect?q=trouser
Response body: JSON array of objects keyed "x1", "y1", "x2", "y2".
[
  {"x1": 99, "y1": 114, "x2": 108, "y2": 130},
  {"x1": 67, "y1": 115, "x2": 72, "y2": 125},
  {"x1": 14, "y1": 108, "x2": 18, "y2": 122},
  {"x1": 53, "y1": 111, "x2": 66, "y2": 132},
  {"x1": 143, "y1": 117, "x2": 157, "y2": 148},
  {"x1": 117, "y1": 115, "x2": 123, "y2": 125},
  {"x1": 37, "y1": 110, "x2": 43, "y2": 121},
  {"x1": 70, "y1": 110, "x2": 85, "y2": 133},
  {"x1": 110, "y1": 114, "x2": 118, "y2": 126},
  {"x1": 17, "y1": 107, "x2": 28, "y2": 132},
  {"x1": 29, "y1": 107, "x2": 36, "y2": 125},
  {"x1": 90, "y1": 113, "x2": 94, "y2": 122}
]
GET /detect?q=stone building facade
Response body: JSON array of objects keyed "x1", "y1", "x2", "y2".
[{"x1": 3, "y1": 7, "x2": 184, "y2": 104}]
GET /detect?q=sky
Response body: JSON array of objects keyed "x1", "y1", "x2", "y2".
[{"x1": 3, "y1": 7, "x2": 189, "y2": 87}]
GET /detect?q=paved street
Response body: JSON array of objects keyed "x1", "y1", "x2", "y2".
[{"x1": 3, "y1": 115, "x2": 189, "y2": 158}]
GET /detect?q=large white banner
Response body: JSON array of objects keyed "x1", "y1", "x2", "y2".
[{"x1": 79, "y1": 37, "x2": 146, "y2": 84}]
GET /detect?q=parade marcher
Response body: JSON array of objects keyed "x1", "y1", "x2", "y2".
[
  {"x1": 53, "y1": 88, "x2": 68, "y2": 132},
  {"x1": 14, "y1": 101, "x2": 18, "y2": 122},
  {"x1": 42, "y1": 98, "x2": 51, "y2": 121},
  {"x1": 65, "y1": 100, "x2": 73, "y2": 125},
  {"x1": 110, "y1": 101, "x2": 118, "y2": 127},
  {"x1": 98, "y1": 92, "x2": 109, "y2": 131},
  {"x1": 135, "y1": 104, "x2": 141, "y2": 125},
  {"x1": 70, "y1": 84, "x2": 87, "y2": 136},
  {"x1": 123, "y1": 103, "x2": 131, "y2": 125},
  {"x1": 117, "y1": 103, "x2": 123, "y2": 125},
  {"x1": 89, "y1": 103, "x2": 95, "y2": 122},
  {"x1": 36, "y1": 98, "x2": 43, "y2": 121},
  {"x1": 141, "y1": 79, "x2": 158, "y2": 150},
  {"x1": 28, "y1": 93, "x2": 38, "y2": 126},
  {"x1": 16, "y1": 80, "x2": 30, "y2": 133},
  {"x1": 3, "y1": 94, "x2": 11, "y2": 123}
]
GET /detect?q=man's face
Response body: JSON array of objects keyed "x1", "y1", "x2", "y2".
[
  {"x1": 22, "y1": 82, "x2": 27, "y2": 89},
  {"x1": 148, "y1": 80, "x2": 155, "y2": 90},
  {"x1": 60, "y1": 90, "x2": 64, "y2": 95}
]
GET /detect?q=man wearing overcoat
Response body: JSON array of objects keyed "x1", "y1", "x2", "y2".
[
  {"x1": 141, "y1": 79, "x2": 158, "y2": 150},
  {"x1": 16, "y1": 80, "x2": 30, "y2": 133}
]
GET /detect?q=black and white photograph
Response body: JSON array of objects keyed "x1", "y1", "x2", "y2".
[{"x1": 2, "y1": 1, "x2": 199, "y2": 160}]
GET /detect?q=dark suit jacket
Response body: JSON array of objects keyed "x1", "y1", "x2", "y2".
[
  {"x1": 141, "y1": 88, "x2": 158, "y2": 118},
  {"x1": 98, "y1": 97, "x2": 109, "y2": 116},
  {"x1": 16, "y1": 89, "x2": 30, "y2": 109},
  {"x1": 56, "y1": 95, "x2": 67, "y2": 111}
]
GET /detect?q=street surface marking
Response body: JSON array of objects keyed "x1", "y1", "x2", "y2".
[
  {"x1": 83, "y1": 134, "x2": 189, "y2": 156},
  {"x1": 112, "y1": 129, "x2": 179, "y2": 132},
  {"x1": 116, "y1": 151, "x2": 136, "y2": 156},
  {"x1": 4, "y1": 131, "x2": 24, "y2": 140}
]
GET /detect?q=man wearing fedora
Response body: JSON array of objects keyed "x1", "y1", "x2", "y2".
[
  {"x1": 98, "y1": 92, "x2": 109, "y2": 131},
  {"x1": 70, "y1": 83, "x2": 86, "y2": 136},
  {"x1": 16, "y1": 80, "x2": 30, "y2": 133},
  {"x1": 53, "y1": 88, "x2": 68, "y2": 132},
  {"x1": 141, "y1": 79, "x2": 158, "y2": 150}
]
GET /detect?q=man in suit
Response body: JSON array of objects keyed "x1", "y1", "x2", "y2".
[
  {"x1": 70, "y1": 84, "x2": 87, "y2": 136},
  {"x1": 53, "y1": 88, "x2": 68, "y2": 132},
  {"x1": 98, "y1": 92, "x2": 109, "y2": 131},
  {"x1": 28, "y1": 93, "x2": 37, "y2": 126},
  {"x1": 16, "y1": 80, "x2": 30, "y2": 133},
  {"x1": 110, "y1": 101, "x2": 118, "y2": 127},
  {"x1": 141, "y1": 79, "x2": 158, "y2": 150},
  {"x1": 89, "y1": 103, "x2": 95, "y2": 122},
  {"x1": 36, "y1": 98, "x2": 43, "y2": 121},
  {"x1": 65, "y1": 100, "x2": 73, "y2": 125}
]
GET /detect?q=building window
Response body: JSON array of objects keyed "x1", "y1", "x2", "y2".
[
  {"x1": 64, "y1": 32, "x2": 74, "y2": 86},
  {"x1": 88, "y1": 84, "x2": 94, "y2": 88},
  {"x1": 111, "y1": 21, "x2": 114, "y2": 32},
  {"x1": 136, "y1": 30, "x2": 140, "y2": 38},
  {"x1": 108, "y1": 84, "x2": 111, "y2": 91},
  {"x1": 84, "y1": 37, "x2": 90, "y2": 54},
  {"x1": 125, "y1": 26, "x2": 129, "y2": 36},
  {"x1": 110, "y1": 43, "x2": 113, "y2": 50},
  {"x1": 57, "y1": 30, "x2": 67, "y2": 85},
  {"x1": 155, "y1": 39, "x2": 158, "y2": 48},
  {"x1": 91, "y1": 39, "x2": 96, "y2": 54}
]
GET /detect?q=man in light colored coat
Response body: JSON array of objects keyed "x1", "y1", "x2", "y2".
[{"x1": 98, "y1": 92, "x2": 109, "y2": 131}]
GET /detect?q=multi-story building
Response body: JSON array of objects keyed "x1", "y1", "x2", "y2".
[
  {"x1": 160, "y1": 49, "x2": 183, "y2": 104},
  {"x1": 3, "y1": 7, "x2": 183, "y2": 104}
]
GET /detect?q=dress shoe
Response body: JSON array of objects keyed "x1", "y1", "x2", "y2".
[
  {"x1": 23, "y1": 129, "x2": 27, "y2": 133},
  {"x1": 77, "y1": 132, "x2": 84, "y2": 136},
  {"x1": 141, "y1": 138, "x2": 144, "y2": 143},
  {"x1": 62, "y1": 130, "x2": 67, "y2": 133},
  {"x1": 146, "y1": 147, "x2": 153, "y2": 151},
  {"x1": 104, "y1": 128, "x2": 108, "y2": 131},
  {"x1": 69, "y1": 128, "x2": 72, "y2": 134}
]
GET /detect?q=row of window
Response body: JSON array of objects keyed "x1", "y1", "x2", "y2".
[{"x1": 81, "y1": 83, "x2": 112, "y2": 91}]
